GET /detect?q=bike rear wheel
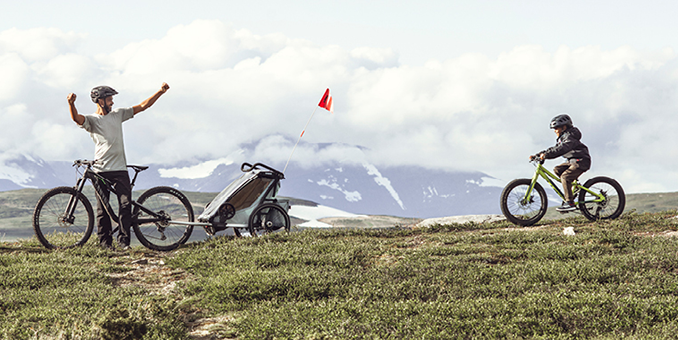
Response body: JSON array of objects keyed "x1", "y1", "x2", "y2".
[
  {"x1": 33, "y1": 187, "x2": 94, "y2": 249},
  {"x1": 579, "y1": 176, "x2": 625, "y2": 221},
  {"x1": 500, "y1": 179, "x2": 548, "y2": 226},
  {"x1": 132, "y1": 186, "x2": 194, "y2": 251},
  {"x1": 248, "y1": 203, "x2": 291, "y2": 237}
]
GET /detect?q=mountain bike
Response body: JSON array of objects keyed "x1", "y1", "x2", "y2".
[
  {"x1": 32, "y1": 160, "x2": 195, "y2": 251},
  {"x1": 500, "y1": 158, "x2": 625, "y2": 226}
]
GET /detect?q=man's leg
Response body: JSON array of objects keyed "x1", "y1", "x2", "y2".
[
  {"x1": 95, "y1": 183, "x2": 113, "y2": 248},
  {"x1": 108, "y1": 171, "x2": 133, "y2": 248}
]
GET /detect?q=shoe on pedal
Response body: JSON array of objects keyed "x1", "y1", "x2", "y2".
[{"x1": 556, "y1": 201, "x2": 577, "y2": 213}]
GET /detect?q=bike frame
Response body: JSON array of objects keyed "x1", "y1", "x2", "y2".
[
  {"x1": 62, "y1": 163, "x2": 171, "y2": 228},
  {"x1": 525, "y1": 160, "x2": 606, "y2": 206}
]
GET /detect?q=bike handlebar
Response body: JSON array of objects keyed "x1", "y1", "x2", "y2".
[
  {"x1": 529, "y1": 156, "x2": 545, "y2": 165},
  {"x1": 73, "y1": 159, "x2": 99, "y2": 167}
]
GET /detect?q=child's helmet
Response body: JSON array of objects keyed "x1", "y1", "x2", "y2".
[
  {"x1": 550, "y1": 114, "x2": 573, "y2": 129},
  {"x1": 90, "y1": 86, "x2": 118, "y2": 103}
]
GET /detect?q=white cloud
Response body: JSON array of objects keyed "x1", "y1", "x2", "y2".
[
  {"x1": 36, "y1": 53, "x2": 96, "y2": 88},
  {"x1": 0, "y1": 27, "x2": 83, "y2": 61},
  {"x1": 0, "y1": 53, "x2": 30, "y2": 102},
  {"x1": 0, "y1": 104, "x2": 35, "y2": 153},
  {"x1": 2, "y1": 21, "x2": 678, "y2": 193}
]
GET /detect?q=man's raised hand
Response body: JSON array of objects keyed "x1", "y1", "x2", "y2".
[{"x1": 67, "y1": 93, "x2": 77, "y2": 104}]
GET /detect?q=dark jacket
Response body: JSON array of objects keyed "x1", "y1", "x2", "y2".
[{"x1": 539, "y1": 126, "x2": 591, "y2": 171}]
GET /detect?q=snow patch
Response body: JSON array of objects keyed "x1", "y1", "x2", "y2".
[
  {"x1": 424, "y1": 186, "x2": 453, "y2": 199},
  {"x1": 289, "y1": 204, "x2": 365, "y2": 228},
  {"x1": 466, "y1": 176, "x2": 505, "y2": 188},
  {"x1": 363, "y1": 162, "x2": 405, "y2": 210},
  {"x1": 479, "y1": 176, "x2": 505, "y2": 188},
  {"x1": 158, "y1": 157, "x2": 235, "y2": 179},
  {"x1": 0, "y1": 158, "x2": 34, "y2": 187},
  {"x1": 298, "y1": 220, "x2": 334, "y2": 228},
  {"x1": 315, "y1": 179, "x2": 362, "y2": 202}
]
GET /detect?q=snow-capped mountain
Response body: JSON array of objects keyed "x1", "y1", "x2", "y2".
[
  {"x1": 0, "y1": 154, "x2": 68, "y2": 191},
  {"x1": 0, "y1": 151, "x2": 504, "y2": 218},
  {"x1": 280, "y1": 163, "x2": 503, "y2": 218}
]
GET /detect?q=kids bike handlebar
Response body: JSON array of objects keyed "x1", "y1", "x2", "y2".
[{"x1": 529, "y1": 156, "x2": 545, "y2": 165}]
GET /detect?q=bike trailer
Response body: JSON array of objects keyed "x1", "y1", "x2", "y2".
[{"x1": 198, "y1": 163, "x2": 289, "y2": 226}]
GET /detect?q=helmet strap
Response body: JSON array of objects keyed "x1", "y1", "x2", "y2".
[{"x1": 97, "y1": 99, "x2": 112, "y2": 114}]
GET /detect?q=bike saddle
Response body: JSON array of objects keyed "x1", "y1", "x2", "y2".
[{"x1": 127, "y1": 165, "x2": 149, "y2": 172}]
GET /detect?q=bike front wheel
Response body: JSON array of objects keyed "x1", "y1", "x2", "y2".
[
  {"x1": 33, "y1": 187, "x2": 94, "y2": 249},
  {"x1": 500, "y1": 179, "x2": 548, "y2": 226},
  {"x1": 248, "y1": 203, "x2": 291, "y2": 237},
  {"x1": 132, "y1": 186, "x2": 194, "y2": 251},
  {"x1": 579, "y1": 177, "x2": 625, "y2": 221}
]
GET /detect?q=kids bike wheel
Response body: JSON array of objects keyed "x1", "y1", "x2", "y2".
[
  {"x1": 248, "y1": 203, "x2": 291, "y2": 237},
  {"x1": 132, "y1": 186, "x2": 194, "y2": 251},
  {"x1": 33, "y1": 187, "x2": 94, "y2": 249},
  {"x1": 500, "y1": 179, "x2": 548, "y2": 226},
  {"x1": 579, "y1": 176, "x2": 625, "y2": 221}
]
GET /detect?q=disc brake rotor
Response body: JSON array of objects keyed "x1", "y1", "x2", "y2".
[{"x1": 57, "y1": 214, "x2": 71, "y2": 228}]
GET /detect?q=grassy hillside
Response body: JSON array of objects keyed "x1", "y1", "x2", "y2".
[
  {"x1": 625, "y1": 191, "x2": 678, "y2": 212},
  {"x1": 2, "y1": 211, "x2": 678, "y2": 339},
  {"x1": 1, "y1": 187, "x2": 676, "y2": 227},
  {"x1": 0, "y1": 188, "x2": 675, "y2": 242}
]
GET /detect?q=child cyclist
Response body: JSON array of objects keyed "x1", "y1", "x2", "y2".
[{"x1": 530, "y1": 114, "x2": 591, "y2": 212}]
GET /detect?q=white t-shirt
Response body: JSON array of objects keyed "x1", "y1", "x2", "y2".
[{"x1": 80, "y1": 107, "x2": 134, "y2": 172}]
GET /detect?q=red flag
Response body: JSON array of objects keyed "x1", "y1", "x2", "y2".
[
  {"x1": 318, "y1": 88, "x2": 334, "y2": 113},
  {"x1": 284, "y1": 88, "x2": 334, "y2": 173}
]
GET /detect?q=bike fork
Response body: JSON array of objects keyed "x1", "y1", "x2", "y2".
[
  {"x1": 522, "y1": 172, "x2": 540, "y2": 203},
  {"x1": 63, "y1": 178, "x2": 87, "y2": 224}
]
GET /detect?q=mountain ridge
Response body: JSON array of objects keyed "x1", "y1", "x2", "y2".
[{"x1": 0, "y1": 151, "x2": 503, "y2": 218}]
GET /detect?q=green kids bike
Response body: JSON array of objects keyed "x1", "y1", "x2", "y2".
[{"x1": 500, "y1": 158, "x2": 625, "y2": 226}]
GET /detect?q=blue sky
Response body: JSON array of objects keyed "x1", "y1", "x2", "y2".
[{"x1": 1, "y1": 0, "x2": 678, "y2": 193}]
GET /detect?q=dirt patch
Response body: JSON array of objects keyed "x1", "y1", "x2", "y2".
[
  {"x1": 108, "y1": 254, "x2": 186, "y2": 295},
  {"x1": 416, "y1": 214, "x2": 506, "y2": 228},
  {"x1": 185, "y1": 316, "x2": 237, "y2": 340},
  {"x1": 319, "y1": 215, "x2": 422, "y2": 228},
  {"x1": 106, "y1": 252, "x2": 235, "y2": 339}
]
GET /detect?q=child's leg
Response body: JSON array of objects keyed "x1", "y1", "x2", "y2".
[
  {"x1": 560, "y1": 163, "x2": 585, "y2": 203},
  {"x1": 553, "y1": 163, "x2": 570, "y2": 178}
]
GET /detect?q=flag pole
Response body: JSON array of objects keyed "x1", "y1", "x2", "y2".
[{"x1": 283, "y1": 106, "x2": 318, "y2": 174}]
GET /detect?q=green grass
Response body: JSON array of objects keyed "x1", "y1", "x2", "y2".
[
  {"x1": 167, "y1": 210, "x2": 678, "y2": 339},
  {"x1": 2, "y1": 210, "x2": 678, "y2": 339},
  {"x1": 0, "y1": 238, "x2": 188, "y2": 339}
]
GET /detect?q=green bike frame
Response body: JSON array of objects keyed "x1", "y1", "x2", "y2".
[{"x1": 525, "y1": 161, "x2": 605, "y2": 206}]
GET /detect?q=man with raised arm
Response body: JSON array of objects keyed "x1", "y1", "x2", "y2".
[{"x1": 67, "y1": 83, "x2": 170, "y2": 250}]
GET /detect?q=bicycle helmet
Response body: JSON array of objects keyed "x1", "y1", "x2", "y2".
[
  {"x1": 90, "y1": 86, "x2": 118, "y2": 103},
  {"x1": 550, "y1": 114, "x2": 573, "y2": 129}
]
